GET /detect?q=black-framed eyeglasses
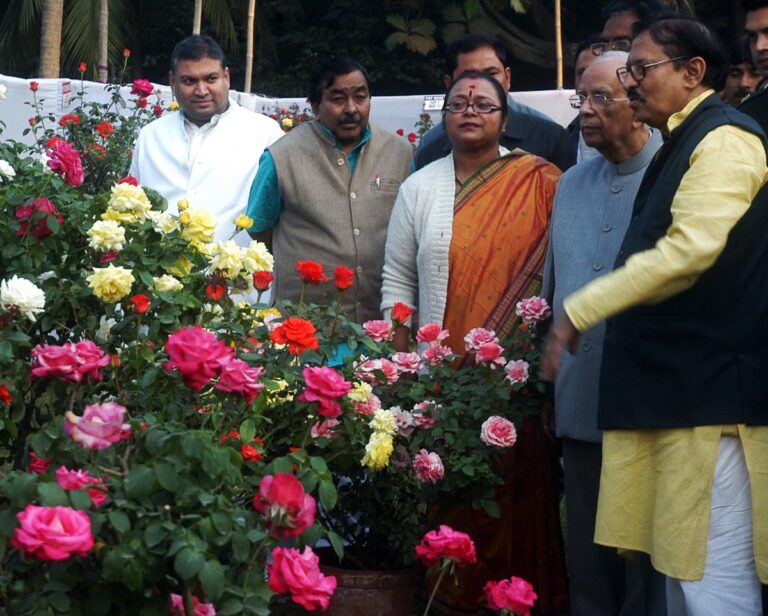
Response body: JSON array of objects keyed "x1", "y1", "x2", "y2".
[
  {"x1": 444, "y1": 100, "x2": 503, "y2": 114},
  {"x1": 569, "y1": 93, "x2": 630, "y2": 109},
  {"x1": 616, "y1": 56, "x2": 691, "y2": 84},
  {"x1": 590, "y1": 39, "x2": 632, "y2": 56}
]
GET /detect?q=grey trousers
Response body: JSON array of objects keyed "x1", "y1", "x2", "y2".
[{"x1": 562, "y1": 438, "x2": 667, "y2": 616}]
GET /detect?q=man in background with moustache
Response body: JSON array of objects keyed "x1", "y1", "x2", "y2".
[
  {"x1": 740, "y1": 0, "x2": 768, "y2": 132},
  {"x1": 245, "y1": 56, "x2": 413, "y2": 323}
]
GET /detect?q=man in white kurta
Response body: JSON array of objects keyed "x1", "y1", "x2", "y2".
[{"x1": 130, "y1": 35, "x2": 284, "y2": 245}]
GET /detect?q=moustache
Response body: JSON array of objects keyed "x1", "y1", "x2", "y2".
[{"x1": 339, "y1": 114, "x2": 362, "y2": 124}]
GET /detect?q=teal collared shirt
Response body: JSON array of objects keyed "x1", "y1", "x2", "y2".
[{"x1": 246, "y1": 123, "x2": 373, "y2": 233}]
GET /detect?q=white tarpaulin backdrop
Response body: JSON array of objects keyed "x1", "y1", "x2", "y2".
[{"x1": 0, "y1": 74, "x2": 577, "y2": 146}]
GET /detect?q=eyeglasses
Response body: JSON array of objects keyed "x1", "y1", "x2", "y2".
[
  {"x1": 444, "y1": 100, "x2": 503, "y2": 114},
  {"x1": 569, "y1": 93, "x2": 629, "y2": 109},
  {"x1": 590, "y1": 39, "x2": 632, "y2": 56},
  {"x1": 616, "y1": 56, "x2": 691, "y2": 84}
]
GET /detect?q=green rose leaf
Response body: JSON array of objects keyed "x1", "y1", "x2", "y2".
[
  {"x1": 108, "y1": 510, "x2": 131, "y2": 534},
  {"x1": 200, "y1": 559, "x2": 225, "y2": 600},
  {"x1": 173, "y1": 547, "x2": 204, "y2": 579},
  {"x1": 318, "y1": 479, "x2": 337, "y2": 511}
]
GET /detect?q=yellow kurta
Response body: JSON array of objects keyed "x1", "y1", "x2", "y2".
[{"x1": 563, "y1": 90, "x2": 768, "y2": 583}]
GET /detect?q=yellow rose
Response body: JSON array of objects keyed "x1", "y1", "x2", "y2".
[
  {"x1": 242, "y1": 240, "x2": 274, "y2": 274},
  {"x1": 87, "y1": 264, "x2": 134, "y2": 303},
  {"x1": 370, "y1": 409, "x2": 397, "y2": 436},
  {"x1": 107, "y1": 182, "x2": 152, "y2": 223},
  {"x1": 348, "y1": 382, "x2": 373, "y2": 403},
  {"x1": 233, "y1": 214, "x2": 254, "y2": 230},
  {"x1": 177, "y1": 199, "x2": 189, "y2": 212},
  {"x1": 207, "y1": 240, "x2": 245, "y2": 279},
  {"x1": 281, "y1": 117, "x2": 294, "y2": 129},
  {"x1": 181, "y1": 209, "x2": 216, "y2": 244},
  {"x1": 167, "y1": 256, "x2": 193, "y2": 276},
  {"x1": 87, "y1": 220, "x2": 126, "y2": 252},
  {"x1": 146, "y1": 210, "x2": 179, "y2": 235},
  {"x1": 361, "y1": 432, "x2": 393, "y2": 471},
  {"x1": 153, "y1": 275, "x2": 183, "y2": 293},
  {"x1": 169, "y1": 101, "x2": 181, "y2": 111}
]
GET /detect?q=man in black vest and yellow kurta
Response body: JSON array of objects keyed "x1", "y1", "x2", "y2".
[
  {"x1": 245, "y1": 56, "x2": 413, "y2": 323},
  {"x1": 541, "y1": 18, "x2": 768, "y2": 615}
]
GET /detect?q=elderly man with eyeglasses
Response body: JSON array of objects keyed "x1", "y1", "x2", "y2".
[
  {"x1": 542, "y1": 51, "x2": 664, "y2": 616},
  {"x1": 543, "y1": 17, "x2": 768, "y2": 616}
]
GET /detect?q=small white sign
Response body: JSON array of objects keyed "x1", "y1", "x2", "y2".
[
  {"x1": 423, "y1": 95, "x2": 444, "y2": 111},
  {"x1": 60, "y1": 80, "x2": 72, "y2": 111}
]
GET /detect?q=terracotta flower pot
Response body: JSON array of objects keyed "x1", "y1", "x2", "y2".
[{"x1": 320, "y1": 564, "x2": 417, "y2": 616}]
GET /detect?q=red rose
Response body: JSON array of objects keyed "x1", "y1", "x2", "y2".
[
  {"x1": 407, "y1": 132, "x2": 417, "y2": 143},
  {"x1": 240, "y1": 443, "x2": 262, "y2": 462},
  {"x1": 391, "y1": 302, "x2": 414, "y2": 325},
  {"x1": 164, "y1": 326, "x2": 234, "y2": 391},
  {"x1": 46, "y1": 141, "x2": 84, "y2": 186},
  {"x1": 0, "y1": 384, "x2": 12, "y2": 406},
  {"x1": 27, "y1": 453, "x2": 52, "y2": 475},
  {"x1": 253, "y1": 271, "x2": 273, "y2": 291},
  {"x1": 131, "y1": 79, "x2": 154, "y2": 97},
  {"x1": 123, "y1": 48, "x2": 131, "y2": 57},
  {"x1": 28, "y1": 117, "x2": 37, "y2": 126},
  {"x1": 334, "y1": 265, "x2": 354, "y2": 291},
  {"x1": 152, "y1": 104, "x2": 163, "y2": 117},
  {"x1": 137, "y1": 97, "x2": 148, "y2": 109},
  {"x1": 297, "y1": 366, "x2": 351, "y2": 418},
  {"x1": 129, "y1": 294, "x2": 150, "y2": 314},
  {"x1": 117, "y1": 175, "x2": 138, "y2": 186},
  {"x1": 396, "y1": 128, "x2": 404, "y2": 136},
  {"x1": 16, "y1": 198, "x2": 63, "y2": 239},
  {"x1": 415, "y1": 525, "x2": 477, "y2": 568},
  {"x1": 268, "y1": 546, "x2": 336, "y2": 611},
  {"x1": 11, "y1": 505, "x2": 93, "y2": 561},
  {"x1": 58, "y1": 114, "x2": 81, "y2": 127},
  {"x1": 78, "y1": 62, "x2": 87, "y2": 73},
  {"x1": 87, "y1": 143, "x2": 106, "y2": 159},
  {"x1": 253, "y1": 473, "x2": 316, "y2": 538},
  {"x1": 46, "y1": 136, "x2": 65, "y2": 149},
  {"x1": 99, "y1": 250, "x2": 119, "y2": 264},
  {"x1": 95, "y1": 121, "x2": 114, "y2": 138},
  {"x1": 29, "y1": 81, "x2": 39, "y2": 92},
  {"x1": 484, "y1": 576, "x2": 538, "y2": 616},
  {"x1": 295, "y1": 260, "x2": 327, "y2": 284},
  {"x1": 206, "y1": 283, "x2": 226, "y2": 301},
  {"x1": 269, "y1": 317, "x2": 319, "y2": 356}
]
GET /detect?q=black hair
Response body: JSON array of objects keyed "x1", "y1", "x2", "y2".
[
  {"x1": 444, "y1": 33, "x2": 508, "y2": 78},
  {"x1": 742, "y1": 0, "x2": 768, "y2": 12},
  {"x1": 170, "y1": 35, "x2": 227, "y2": 73},
  {"x1": 601, "y1": 0, "x2": 676, "y2": 23},
  {"x1": 576, "y1": 33, "x2": 602, "y2": 59},
  {"x1": 443, "y1": 71, "x2": 509, "y2": 122},
  {"x1": 307, "y1": 56, "x2": 370, "y2": 105},
  {"x1": 633, "y1": 17, "x2": 729, "y2": 90},
  {"x1": 730, "y1": 35, "x2": 758, "y2": 69}
]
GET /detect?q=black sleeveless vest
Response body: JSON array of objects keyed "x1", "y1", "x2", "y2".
[{"x1": 598, "y1": 93, "x2": 768, "y2": 429}]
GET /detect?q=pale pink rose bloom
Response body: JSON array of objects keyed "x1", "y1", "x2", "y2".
[
  {"x1": 362, "y1": 319, "x2": 393, "y2": 342},
  {"x1": 416, "y1": 323, "x2": 449, "y2": 345},
  {"x1": 297, "y1": 366, "x2": 351, "y2": 418},
  {"x1": 354, "y1": 357, "x2": 399, "y2": 385},
  {"x1": 391, "y1": 351, "x2": 422, "y2": 374},
  {"x1": 214, "y1": 358, "x2": 265, "y2": 404},
  {"x1": 268, "y1": 546, "x2": 337, "y2": 611},
  {"x1": 464, "y1": 327, "x2": 498, "y2": 352},
  {"x1": 504, "y1": 359, "x2": 530, "y2": 385},
  {"x1": 413, "y1": 449, "x2": 444, "y2": 483},
  {"x1": 392, "y1": 407, "x2": 415, "y2": 437},
  {"x1": 413, "y1": 400, "x2": 437, "y2": 413},
  {"x1": 165, "y1": 326, "x2": 234, "y2": 391},
  {"x1": 353, "y1": 393, "x2": 381, "y2": 415},
  {"x1": 475, "y1": 342, "x2": 506, "y2": 367},
  {"x1": 64, "y1": 402, "x2": 131, "y2": 449},
  {"x1": 412, "y1": 412, "x2": 436, "y2": 429},
  {"x1": 55, "y1": 466, "x2": 108, "y2": 506},
  {"x1": 515, "y1": 296, "x2": 551, "y2": 325},
  {"x1": 169, "y1": 593, "x2": 217, "y2": 616},
  {"x1": 421, "y1": 344, "x2": 453, "y2": 365},
  {"x1": 310, "y1": 418, "x2": 340, "y2": 439},
  {"x1": 11, "y1": 504, "x2": 93, "y2": 561},
  {"x1": 480, "y1": 416, "x2": 518, "y2": 448}
]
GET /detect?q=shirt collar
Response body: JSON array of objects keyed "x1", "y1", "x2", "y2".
[
  {"x1": 614, "y1": 128, "x2": 662, "y2": 176},
  {"x1": 318, "y1": 122, "x2": 372, "y2": 152},
  {"x1": 666, "y1": 89, "x2": 715, "y2": 134},
  {"x1": 181, "y1": 98, "x2": 235, "y2": 131}
]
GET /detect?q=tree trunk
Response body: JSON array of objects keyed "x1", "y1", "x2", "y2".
[
  {"x1": 97, "y1": 0, "x2": 109, "y2": 82},
  {"x1": 193, "y1": 0, "x2": 202, "y2": 34},
  {"x1": 38, "y1": 0, "x2": 64, "y2": 78},
  {"x1": 244, "y1": 0, "x2": 255, "y2": 92}
]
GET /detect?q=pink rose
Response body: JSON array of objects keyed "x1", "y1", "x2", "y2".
[
  {"x1": 74, "y1": 340, "x2": 111, "y2": 381},
  {"x1": 504, "y1": 359, "x2": 529, "y2": 385},
  {"x1": 391, "y1": 351, "x2": 421, "y2": 374},
  {"x1": 475, "y1": 342, "x2": 506, "y2": 367},
  {"x1": 480, "y1": 416, "x2": 518, "y2": 448},
  {"x1": 64, "y1": 402, "x2": 131, "y2": 449},
  {"x1": 484, "y1": 576, "x2": 538, "y2": 616},
  {"x1": 28, "y1": 453, "x2": 52, "y2": 475},
  {"x1": 47, "y1": 141, "x2": 84, "y2": 186},
  {"x1": 391, "y1": 407, "x2": 415, "y2": 436},
  {"x1": 268, "y1": 546, "x2": 337, "y2": 611},
  {"x1": 169, "y1": 593, "x2": 216, "y2": 616},
  {"x1": 297, "y1": 366, "x2": 351, "y2": 418},
  {"x1": 416, "y1": 323, "x2": 449, "y2": 346},
  {"x1": 131, "y1": 79, "x2": 154, "y2": 97},
  {"x1": 16, "y1": 198, "x2": 63, "y2": 239},
  {"x1": 165, "y1": 326, "x2": 235, "y2": 391},
  {"x1": 30, "y1": 341, "x2": 110, "y2": 383},
  {"x1": 464, "y1": 327, "x2": 498, "y2": 352},
  {"x1": 214, "y1": 358, "x2": 265, "y2": 404},
  {"x1": 118, "y1": 175, "x2": 139, "y2": 186},
  {"x1": 415, "y1": 525, "x2": 477, "y2": 569},
  {"x1": 11, "y1": 504, "x2": 93, "y2": 561},
  {"x1": 362, "y1": 320, "x2": 393, "y2": 342},
  {"x1": 412, "y1": 401, "x2": 438, "y2": 429},
  {"x1": 55, "y1": 465, "x2": 108, "y2": 507},
  {"x1": 353, "y1": 393, "x2": 381, "y2": 415},
  {"x1": 253, "y1": 473, "x2": 316, "y2": 538},
  {"x1": 310, "y1": 418, "x2": 339, "y2": 440},
  {"x1": 354, "y1": 357, "x2": 399, "y2": 385},
  {"x1": 515, "y1": 296, "x2": 551, "y2": 325},
  {"x1": 421, "y1": 344, "x2": 453, "y2": 365},
  {"x1": 413, "y1": 449, "x2": 444, "y2": 483}
]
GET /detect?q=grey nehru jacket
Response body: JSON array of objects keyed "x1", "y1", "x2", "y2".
[{"x1": 542, "y1": 130, "x2": 663, "y2": 443}]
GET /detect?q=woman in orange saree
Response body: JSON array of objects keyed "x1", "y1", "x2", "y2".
[{"x1": 382, "y1": 72, "x2": 568, "y2": 615}]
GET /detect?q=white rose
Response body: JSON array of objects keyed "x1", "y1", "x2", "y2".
[
  {"x1": 0, "y1": 276, "x2": 46, "y2": 321},
  {"x1": 0, "y1": 159, "x2": 15, "y2": 181},
  {"x1": 95, "y1": 315, "x2": 117, "y2": 343}
]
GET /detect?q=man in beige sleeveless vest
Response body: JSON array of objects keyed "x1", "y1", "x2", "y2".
[{"x1": 245, "y1": 56, "x2": 413, "y2": 323}]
